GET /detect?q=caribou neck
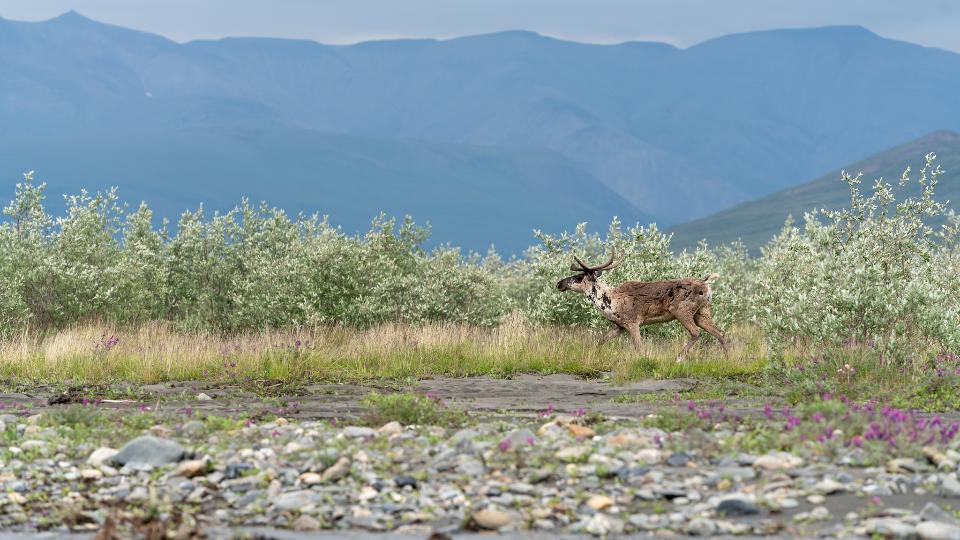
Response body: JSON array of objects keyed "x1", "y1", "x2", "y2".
[{"x1": 584, "y1": 280, "x2": 615, "y2": 314}]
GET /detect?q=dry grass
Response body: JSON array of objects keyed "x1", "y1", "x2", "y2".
[{"x1": 0, "y1": 317, "x2": 768, "y2": 384}]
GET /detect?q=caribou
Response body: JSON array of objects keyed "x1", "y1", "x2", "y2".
[{"x1": 556, "y1": 250, "x2": 729, "y2": 361}]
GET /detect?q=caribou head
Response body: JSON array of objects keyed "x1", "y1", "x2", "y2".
[{"x1": 556, "y1": 249, "x2": 621, "y2": 293}]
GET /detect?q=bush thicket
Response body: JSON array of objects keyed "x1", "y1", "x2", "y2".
[{"x1": 1, "y1": 153, "x2": 957, "y2": 359}]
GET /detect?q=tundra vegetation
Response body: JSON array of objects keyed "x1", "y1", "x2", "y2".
[
  {"x1": 0, "y1": 153, "x2": 958, "y2": 407},
  {"x1": 3, "y1": 156, "x2": 960, "y2": 539}
]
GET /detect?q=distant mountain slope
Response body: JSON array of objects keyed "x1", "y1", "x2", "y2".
[
  {"x1": 668, "y1": 130, "x2": 960, "y2": 251},
  {"x1": 3, "y1": 12, "x2": 960, "y2": 238},
  {"x1": 0, "y1": 127, "x2": 644, "y2": 254}
]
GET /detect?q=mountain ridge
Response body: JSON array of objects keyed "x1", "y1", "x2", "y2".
[
  {"x1": 668, "y1": 129, "x2": 960, "y2": 252},
  {"x1": 3, "y1": 12, "x2": 960, "y2": 250}
]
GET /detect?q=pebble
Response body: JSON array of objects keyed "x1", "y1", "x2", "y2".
[
  {"x1": 79, "y1": 468, "x2": 103, "y2": 481},
  {"x1": 320, "y1": 456, "x2": 351, "y2": 482},
  {"x1": 87, "y1": 447, "x2": 118, "y2": 467},
  {"x1": 865, "y1": 518, "x2": 917, "y2": 539},
  {"x1": 567, "y1": 424, "x2": 595, "y2": 439},
  {"x1": 174, "y1": 459, "x2": 207, "y2": 478},
  {"x1": 684, "y1": 517, "x2": 717, "y2": 536},
  {"x1": 196, "y1": 393, "x2": 213, "y2": 401},
  {"x1": 342, "y1": 426, "x2": 377, "y2": 439},
  {"x1": 473, "y1": 509, "x2": 514, "y2": 530},
  {"x1": 292, "y1": 514, "x2": 322, "y2": 531},
  {"x1": 378, "y1": 421, "x2": 403, "y2": 436},
  {"x1": 555, "y1": 446, "x2": 590, "y2": 462},
  {"x1": 813, "y1": 477, "x2": 847, "y2": 494},
  {"x1": 753, "y1": 452, "x2": 803, "y2": 470},
  {"x1": 666, "y1": 451, "x2": 691, "y2": 467},
  {"x1": 299, "y1": 472, "x2": 323, "y2": 486},
  {"x1": 585, "y1": 494, "x2": 613, "y2": 511}
]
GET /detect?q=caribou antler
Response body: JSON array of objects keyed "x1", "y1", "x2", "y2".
[{"x1": 570, "y1": 248, "x2": 621, "y2": 272}]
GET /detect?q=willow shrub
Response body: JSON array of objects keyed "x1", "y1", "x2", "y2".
[{"x1": 1, "y1": 153, "x2": 958, "y2": 360}]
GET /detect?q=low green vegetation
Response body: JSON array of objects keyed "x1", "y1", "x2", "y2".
[{"x1": 361, "y1": 392, "x2": 469, "y2": 427}]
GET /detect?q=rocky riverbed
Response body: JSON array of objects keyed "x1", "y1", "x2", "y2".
[{"x1": 3, "y1": 393, "x2": 960, "y2": 539}]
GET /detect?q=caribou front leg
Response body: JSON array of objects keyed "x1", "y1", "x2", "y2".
[{"x1": 599, "y1": 324, "x2": 625, "y2": 345}]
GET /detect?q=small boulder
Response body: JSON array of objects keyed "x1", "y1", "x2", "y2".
[
  {"x1": 110, "y1": 436, "x2": 188, "y2": 467},
  {"x1": 921, "y1": 502, "x2": 960, "y2": 526},
  {"x1": 917, "y1": 521, "x2": 960, "y2": 540}
]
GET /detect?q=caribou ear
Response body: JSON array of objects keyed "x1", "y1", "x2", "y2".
[{"x1": 594, "y1": 270, "x2": 603, "y2": 278}]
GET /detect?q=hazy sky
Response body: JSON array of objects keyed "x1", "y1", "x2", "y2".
[{"x1": 1, "y1": 0, "x2": 959, "y2": 52}]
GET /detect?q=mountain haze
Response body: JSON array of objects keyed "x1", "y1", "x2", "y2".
[
  {"x1": 2, "y1": 12, "x2": 960, "y2": 250},
  {"x1": 668, "y1": 130, "x2": 960, "y2": 251}
]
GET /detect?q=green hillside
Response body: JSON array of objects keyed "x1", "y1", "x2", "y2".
[{"x1": 668, "y1": 130, "x2": 960, "y2": 252}]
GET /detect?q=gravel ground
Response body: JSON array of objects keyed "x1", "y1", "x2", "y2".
[
  {"x1": 2, "y1": 376, "x2": 960, "y2": 538},
  {"x1": 3, "y1": 408, "x2": 960, "y2": 538}
]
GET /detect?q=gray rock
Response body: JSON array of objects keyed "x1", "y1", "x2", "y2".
[
  {"x1": 917, "y1": 521, "x2": 960, "y2": 540},
  {"x1": 394, "y1": 475, "x2": 418, "y2": 489},
  {"x1": 585, "y1": 514, "x2": 624, "y2": 536},
  {"x1": 225, "y1": 462, "x2": 254, "y2": 479},
  {"x1": 922, "y1": 502, "x2": 960, "y2": 526},
  {"x1": 110, "y1": 436, "x2": 187, "y2": 467},
  {"x1": 717, "y1": 497, "x2": 760, "y2": 517},
  {"x1": 667, "y1": 451, "x2": 691, "y2": 467},
  {"x1": 343, "y1": 426, "x2": 376, "y2": 438},
  {"x1": 274, "y1": 490, "x2": 317, "y2": 511},
  {"x1": 684, "y1": 518, "x2": 717, "y2": 536},
  {"x1": 814, "y1": 478, "x2": 847, "y2": 494},
  {"x1": 456, "y1": 454, "x2": 485, "y2": 476},
  {"x1": 944, "y1": 475, "x2": 960, "y2": 498},
  {"x1": 181, "y1": 420, "x2": 205, "y2": 435},
  {"x1": 292, "y1": 514, "x2": 322, "y2": 531},
  {"x1": 866, "y1": 518, "x2": 917, "y2": 539},
  {"x1": 450, "y1": 428, "x2": 481, "y2": 444},
  {"x1": 501, "y1": 428, "x2": 537, "y2": 450}
]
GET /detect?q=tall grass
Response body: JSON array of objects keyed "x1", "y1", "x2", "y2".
[{"x1": 0, "y1": 319, "x2": 762, "y2": 384}]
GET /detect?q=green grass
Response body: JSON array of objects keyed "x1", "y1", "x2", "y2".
[{"x1": 361, "y1": 392, "x2": 469, "y2": 427}]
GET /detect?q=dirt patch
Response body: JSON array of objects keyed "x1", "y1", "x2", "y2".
[{"x1": 0, "y1": 374, "x2": 770, "y2": 421}]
